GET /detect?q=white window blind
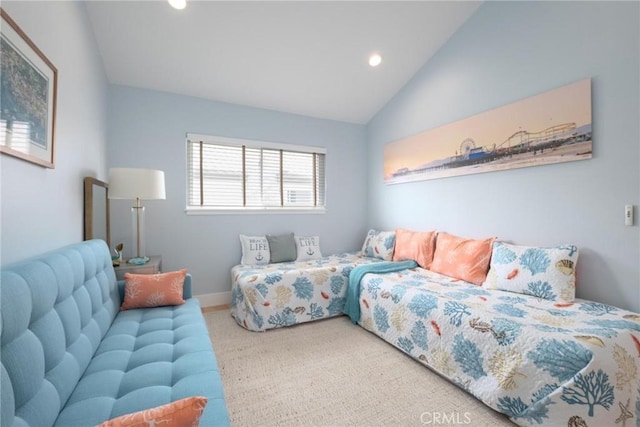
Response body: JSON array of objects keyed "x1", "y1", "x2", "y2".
[{"x1": 187, "y1": 134, "x2": 326, "y2": 211}]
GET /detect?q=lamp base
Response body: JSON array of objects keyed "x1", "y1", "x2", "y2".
[
  {"x1": 127, "y1": 256, "x2": 150, "y2": 265},
  {"x1": 131, "y1": 203, "x2": 147, "y2": 260}
]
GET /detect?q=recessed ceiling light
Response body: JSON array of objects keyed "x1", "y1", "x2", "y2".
[
  {"x1": 369, "y1": 53, "x2": 382, "y2": 67},
  {"x1": 168, "y1": 0, "x2": 187, "y2": 10}
]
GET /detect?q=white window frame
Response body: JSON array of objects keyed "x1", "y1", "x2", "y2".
[{"x1": 185, "y1": 133, "x2": 327, "y2": 215}]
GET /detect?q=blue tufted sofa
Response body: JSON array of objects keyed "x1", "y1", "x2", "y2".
[{"x1": 0, "y1": 240, "x2": 230, "y2": 426}]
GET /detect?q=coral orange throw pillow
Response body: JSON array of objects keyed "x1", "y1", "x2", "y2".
[
  {"x1": 430, "y1": 233, "x2": 495, "y2": 285},
  {"x1": 121, "y1": 269, "x2": 187, "y2": 310},
  {"x1": 98, "y1": 396, "x2": 208, "y2": 427},
  {"x1": 392, "y1": 228, "x2": 437, "y2": 269}
]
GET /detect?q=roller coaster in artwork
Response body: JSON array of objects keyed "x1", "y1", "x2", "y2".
[{"x1": 392, "y1": 122, "x2": 592, "y2": 178}]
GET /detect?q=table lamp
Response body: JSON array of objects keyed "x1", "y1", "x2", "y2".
[{"x1": 108, "y1": 167, "x2": 166, "y2": 264}]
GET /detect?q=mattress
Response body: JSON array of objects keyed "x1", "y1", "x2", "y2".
[
  {"x1": 356, "y1": 266, "x2": 640, "y2": 426},
  {"x1": 231, "y1": 252, "x2": 382, "y2": 331}
]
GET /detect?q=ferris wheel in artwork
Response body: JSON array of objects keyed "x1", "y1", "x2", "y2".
[{"x1": 459, "y1": 138, "x2": 477, "y2": 158}]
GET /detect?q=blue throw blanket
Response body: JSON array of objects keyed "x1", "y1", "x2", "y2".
[{"x1": 343, "y1": 260, "x2": 418, "y2": 323}]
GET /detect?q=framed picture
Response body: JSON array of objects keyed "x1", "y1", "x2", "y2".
[
  {"x1": 0, "y1": 8, "x2": 57, "y2": 168},
  {"x1": 384, "y1": 79, "x2": 592, "y2": 184}
]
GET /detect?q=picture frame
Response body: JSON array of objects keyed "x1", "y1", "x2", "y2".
[
  {"x1": 384, "y1": 79, "x2": 592, "y2": 184},
  {"x1": 0, "y1": 8, "x2": 57, "y2": 168}
]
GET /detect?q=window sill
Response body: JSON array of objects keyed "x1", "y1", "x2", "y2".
[{"x1": 185, "y1": 207, "x2": 326, "y2": 215}]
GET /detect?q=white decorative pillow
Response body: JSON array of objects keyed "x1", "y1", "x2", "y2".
[
  {"x1": 361, "y1": 229, "x2": 396, "y2": 261},
  {"x1": 239, "y1": 235, "x2": 270, "y2": 265},
  {"x1": 294, "y1": 235, "x2": 322, "y2": 261},
  {"x1": 483, "y1": 242, "x2": 579, "y2": 302}
]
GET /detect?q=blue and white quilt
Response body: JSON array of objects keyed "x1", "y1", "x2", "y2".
[
  {"x1": 231, "y1": 253, "x2": 382, "y2": 331},
  {"x1": 354, "y1": 267, "x2": 640, "y2": 427}
]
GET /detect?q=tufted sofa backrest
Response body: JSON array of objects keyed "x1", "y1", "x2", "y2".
[{"x1": 1, "y1": 240, "x2": 119, "y2": 427}]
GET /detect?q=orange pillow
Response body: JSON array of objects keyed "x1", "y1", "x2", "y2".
[
  {"x1": 392, "y1": 228, "x2": 437, "y2": 269},
  {"x1": 121, "y1": 269, "x2": 187, "y2": 310},
  {"x1": 430, "y1": 233, "x2": 495, "y2": 285},
  {"x1": 99, "y1": 396, "x2": 207, "y2": 427}
]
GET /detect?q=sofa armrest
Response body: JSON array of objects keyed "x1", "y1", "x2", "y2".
[
  {"x1": 118, "y1": 279, "x2": 125, "y2": 303},
  {"x1": 117, "y1": 273, "x2": 193, "y2": 303},
  {"x1": 183, "y1": 274, "x2": 193, "y2": 299}
]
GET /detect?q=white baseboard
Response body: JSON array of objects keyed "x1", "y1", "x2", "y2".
[{"x1": 195, "y1": 291, "x2": 232, "y2": 308}]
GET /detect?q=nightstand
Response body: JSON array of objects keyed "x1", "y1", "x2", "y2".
[{"x1": 114, "y1": 256, "x2": 162, "y2": 280}]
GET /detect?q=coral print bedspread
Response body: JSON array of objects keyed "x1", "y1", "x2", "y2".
[
  {"x1": 355, "y1": 267, "x2": 640, "y2": 427},
  {"x1": 231, "y1": 253, "x2": 381, "y2": 331}
]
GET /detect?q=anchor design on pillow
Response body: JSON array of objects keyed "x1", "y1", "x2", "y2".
[
  {"x1": 255, "y1": 253, "x2": 264, "y2": 262},
  {"x1": 306, "y1": 248, "x2": 315, "y2": 256}
]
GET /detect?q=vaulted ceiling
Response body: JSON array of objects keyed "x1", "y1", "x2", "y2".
[{"x1": 86, "y1": 1, "x2": 481, "y2": 124}]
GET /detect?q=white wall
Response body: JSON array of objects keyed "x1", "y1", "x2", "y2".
[
  {"x1": 0, "y1": 1, "x2": 109, "y2": 264},
  {"x1": 367, "y1": 1, "x2": 640, "y2": 312},
  {"x1": 108, "y1": 85, "x2": 368, "y2": 298}
]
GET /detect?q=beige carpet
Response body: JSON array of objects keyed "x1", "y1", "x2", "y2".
[{"x1": 205, "y1": 311, "x2": 515, "y2": 427}]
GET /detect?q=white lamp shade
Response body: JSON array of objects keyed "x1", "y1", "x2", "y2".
[{"x1": 108, "y1": 168, "x2": 166, "y2": 200}]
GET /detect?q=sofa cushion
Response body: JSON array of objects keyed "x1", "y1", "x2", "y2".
[
  {"x1": 0, "y1": 240, "x2": 119, "y2": 427},
  {"x1": 53, "y1": 298, "x2": 228, "y2": 426},
  {"x1": 121, "y1": 269, "x2": 187, "y2": 310},
  {"x1": 98, "y1": 396, "x2": 208, "y2": 427}
]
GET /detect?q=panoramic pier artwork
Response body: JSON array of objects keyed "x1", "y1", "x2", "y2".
[{"x1": 384, "y1": 79, "x2": 592, "y2": 184}]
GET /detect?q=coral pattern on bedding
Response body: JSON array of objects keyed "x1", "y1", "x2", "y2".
[
  {"x1": 484, "y1": 242, "x2": 579, "y2": 302},
  {"x1": 355, "y1": 267, "x2": 640, "y2": 427},
  {"x1": 361, "y1": 229, "x2": 396, "y2": 261},
  {"x1": 231, "y1": 253, "x2": 382, "y2": 331}
]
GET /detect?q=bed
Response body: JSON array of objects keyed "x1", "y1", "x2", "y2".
[
  {"x1": 231, "y1": 252, "x2": 382, "y2": 331},
  {"x1": 352, "y1": 266, "x2": 640, "y2": 427}
]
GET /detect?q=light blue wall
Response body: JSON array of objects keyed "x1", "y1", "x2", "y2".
[
  {"x1": 0, "y1": 2, "x2": 109, "y2": 264},
  {"x1": 367, "y1": 1, "x2": 639, "y2": 312},
  {"x1": 108, "y1": 86, "x2": 368, "y2": 297}
]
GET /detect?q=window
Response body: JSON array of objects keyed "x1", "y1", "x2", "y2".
[{"x1": 186, "y1": 133, "x2": 326, "y2": 213}]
